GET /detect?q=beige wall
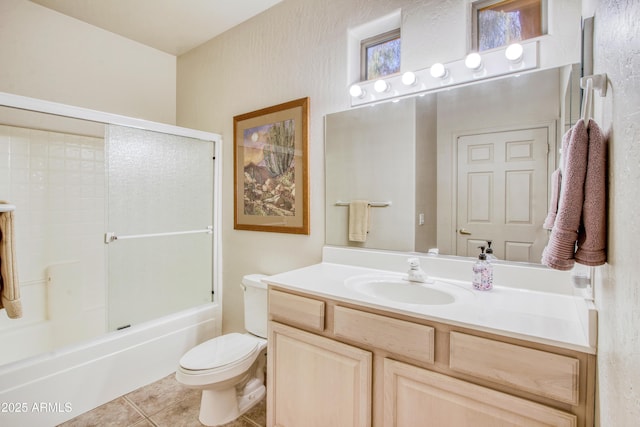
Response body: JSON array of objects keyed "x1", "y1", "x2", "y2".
[
  {"x1": 0, "y1": 0, "x2": 176, "y2": 123},
  {"x1": 590, "y1": 0, "x2": 640, "y2": 425},
  {"x1": 176, "y1": 0, "x2": 581, "y2": 333}
]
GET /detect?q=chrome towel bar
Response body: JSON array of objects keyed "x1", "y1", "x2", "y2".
[
  {"x1": 104, "y1": 226, "x2": 213, "y2": 244},
  {"x1": 334, "y1": 201, "x2": 391, "y2": 207}
]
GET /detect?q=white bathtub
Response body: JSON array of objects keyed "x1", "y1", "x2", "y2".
[{"x1": 0, "y1": 303, "x2": 218, "y2": 426}]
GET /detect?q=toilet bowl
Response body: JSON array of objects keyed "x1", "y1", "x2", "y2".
[
  {"x1": 176, "y1": 274, "x2": 268, "y2": 426},
  {"x1": 176, "y1": 333, "x2": 267, "y2": 426}
]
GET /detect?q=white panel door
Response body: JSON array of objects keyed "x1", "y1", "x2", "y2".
[{"x1": 456, "y1": 127, "x2": 549, "y2": 262}]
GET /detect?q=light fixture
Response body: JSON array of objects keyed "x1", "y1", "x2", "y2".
[
  {"x1": 505, "y1": 43, "x2": 524, "y2": 63},
  {"x1": 374, "y1": 79, "x2": 390, "y2": 93},
  {"x1": 429, "y1": 62, "x2": 448, "y2": 79},
  {"x1": 401, "y1": 71, "x2": 417, "y2": 86},
  {"x1": 349, "y1": 84, "x2": 366, "y2": 98},
  {"x1": 464, "y1": 52, "x2": 483, "y2": 70},
  {"x1": 348, "y1": 41, "x2": 538, "y2": 107}
]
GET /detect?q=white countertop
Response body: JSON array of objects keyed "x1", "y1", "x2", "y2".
[{"x1": 264, "y1": 262, "x2": 596, "y2": 354}]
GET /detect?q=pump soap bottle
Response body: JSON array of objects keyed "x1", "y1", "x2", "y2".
[
  {"x1": 485, "y1": 240, "x2": 497, "y2": 262},
  {"x1": 472, "y1": 246, "x2": 493, "y2": 291}
]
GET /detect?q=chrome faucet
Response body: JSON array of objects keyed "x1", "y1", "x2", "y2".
[{"x1": 406, "y1": 257, "x2": 432, "y2": 283}]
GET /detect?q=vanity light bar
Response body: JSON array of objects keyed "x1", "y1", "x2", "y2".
[{"x1": 349, "y1": 41, "x2": 538, "y2": 107}]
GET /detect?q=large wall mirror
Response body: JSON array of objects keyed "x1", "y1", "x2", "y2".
[{"x1": 325, "y1": 63, "x2": 580, "y2": 264}]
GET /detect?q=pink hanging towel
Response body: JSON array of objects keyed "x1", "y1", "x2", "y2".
[
  {"x1": 575, "y1": 119, "x2": 607, "y2": 266},
  {"x1": 543, "y1": 168, "x2": 562, "y2": 230},
  {"x1": 542, "y1": 119, "x2": 608, "y2": 270},
  {"x1": 543, "y1": 126, "x2": 573, "y2": 231},
  {"x1": 542, "y1": 120, "x2": 589, "y2": 270}
]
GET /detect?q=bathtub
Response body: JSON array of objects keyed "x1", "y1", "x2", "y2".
[{"x1": 0, "y1": 303, "x2": 218, "y2": 426}]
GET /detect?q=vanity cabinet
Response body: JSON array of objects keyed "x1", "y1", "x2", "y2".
[{"x1": 266, "y1": 287, "x2": 595, "y2": 427}]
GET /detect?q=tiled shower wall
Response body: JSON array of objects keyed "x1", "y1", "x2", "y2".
[{"x1": 0, "y1": 124, "x2": 106, "y2": 365}]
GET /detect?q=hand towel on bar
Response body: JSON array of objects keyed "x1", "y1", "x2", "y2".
[
  {"x1": 348, "y1": 200, "x2": 370, "y2": 242},
  {"x1": 0, "y1": 202, "x2": 22, "y2": 319},
  {"x1": 575, "y1": 119, "x2": 607, "y2": 266},
  {"x1": 542, "y1": 119, "x2": 589, "y2": 270}
]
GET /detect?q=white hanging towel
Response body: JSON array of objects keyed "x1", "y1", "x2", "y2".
[
  {"x1": 348, "y1": 200, "x2": 370, "y2": 242},
  {"x1": 0, "y1": 202, "x2": 22, "y2": 319}
]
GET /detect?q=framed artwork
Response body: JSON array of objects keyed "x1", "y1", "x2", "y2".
[{"x1": 233, "y1": 97, "x2": 310, "y2": 234}]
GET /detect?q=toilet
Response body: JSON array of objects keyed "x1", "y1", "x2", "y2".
[{"x1": 176, "y1": 274, "x2": 268, "y2": 426}]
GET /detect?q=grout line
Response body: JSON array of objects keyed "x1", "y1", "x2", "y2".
[
  {"x1": 241, "y1": 416, "x2": 262, "y2": 427},
  {"x1": 121, "y1": 395, "x2": 150, "y2": 426}
]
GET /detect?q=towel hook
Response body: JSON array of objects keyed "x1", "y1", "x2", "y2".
[
  {"x1": 580, "y1": 77, "x2": 593, "y2": 121},
  {"x1": 580, "y1": 73, "x2": 607, "y2": 121}
]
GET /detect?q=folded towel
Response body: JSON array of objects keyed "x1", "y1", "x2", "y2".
[
  {"x1": 348, "y1": 200, "x2": 370, "y2": 242},
  {"x1": 575, "y1": 119, "x2": 607, "y2": 266},
  {"x1": 542, "y1": 120, "x2": 589, "y2": 270},
  {"x1": 0, "y1": 202, "x2": 22, "y2": 319},
  {"x1": 543, "y1": 168, "x2": 562, "y2": 230}
]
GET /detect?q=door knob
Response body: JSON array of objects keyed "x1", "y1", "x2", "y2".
[{"x1": 459, "y1": 228, "x2": 472, "y2": 235}]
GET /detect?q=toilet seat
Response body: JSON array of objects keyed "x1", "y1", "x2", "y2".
[{"x1": 180, "y1": 333, "x2": 260, "y2": 371}]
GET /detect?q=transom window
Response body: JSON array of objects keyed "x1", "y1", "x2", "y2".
[
  {"x1": 360, "y1": 29, "x2": 401, "y2": 81},
  {"x1": 473, "y1": 0, "x2": 546, "y2": 51}
]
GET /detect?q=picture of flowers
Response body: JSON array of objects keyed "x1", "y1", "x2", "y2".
[{"x1": 233, "y1": 98, "x2": 309, "y2": 234}]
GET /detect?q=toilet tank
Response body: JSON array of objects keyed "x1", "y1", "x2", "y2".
[{"x1": 242, "y1": 274, "x2": 268, "y2": 338}]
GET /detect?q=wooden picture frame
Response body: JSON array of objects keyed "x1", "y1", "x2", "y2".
[{"x1": 233, "y1": 97, "x2": 310, "y2": 234}]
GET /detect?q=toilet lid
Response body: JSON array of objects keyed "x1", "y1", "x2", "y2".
[{"x1": 179, "y1": 333, "x2": 260, "y2": 371}]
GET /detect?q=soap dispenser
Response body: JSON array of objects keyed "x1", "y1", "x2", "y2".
[
  {"x1": 485, "y1": 240, "x2": 497, "y2": 262},
  {"x1": 472, "y1": 246, "x2": 493, "y2": 291}
]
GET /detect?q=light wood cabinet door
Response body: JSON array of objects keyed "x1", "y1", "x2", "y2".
[
  {"x1": 383, "y1": 358, "x2": 577, "y2": 427},
  {"x1": 268, "y1": 321, "x2": 372, "y2": 427}
]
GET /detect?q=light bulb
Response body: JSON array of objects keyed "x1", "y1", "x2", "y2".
[
  {"x1": 374, "y1": 79, "x2": 390, "y2": 93},
  {"x1": 430, "y1": 63, "x2": 448, "y2": 79},
  {"x1": 401, "y1": 71, "x2": 417, "y2": 86},
  {"x1": 465, "y1": 52, "x2": 483, "y2": 70},
  {"x1": 349, "y1": 84, "x2": 365, "y2": 98},
  {"x1": 505, "y1": 43, "x2": 524, "y2": 63}
]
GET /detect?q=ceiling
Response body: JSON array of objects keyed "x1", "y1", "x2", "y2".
[{"x1": 29, "y1": 0, "x2": 283, "y2": 56}]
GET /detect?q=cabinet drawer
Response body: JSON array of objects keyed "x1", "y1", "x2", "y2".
[
  {"x1": 268, "y1": 289, "x2": 325, "y2": 332},
  {"x1": 449, "y1": 332, "x2": 579, "y2": 405},
  {"x1": 384, "y1": 358, "x2": 577, "y2": 427},
  {"x1": 334, "y1": 306, "x2": 434, "y2": 364}
]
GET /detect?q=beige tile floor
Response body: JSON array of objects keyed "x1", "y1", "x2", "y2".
[{"x1": 57, "y1": 374, "x2": 266, "y2": 427}]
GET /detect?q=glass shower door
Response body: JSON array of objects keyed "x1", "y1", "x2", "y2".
[{"x1": 106, "y1": 125, "x2": 214, "y2": 331}]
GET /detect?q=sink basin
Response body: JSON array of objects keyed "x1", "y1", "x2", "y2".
[{"x1": 345, "y1": 274, "x2": 467, "y2": 305}]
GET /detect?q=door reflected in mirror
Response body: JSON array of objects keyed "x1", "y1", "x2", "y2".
[{"x1": 325, "y1": 64, "x2": 581, "y2": 264}]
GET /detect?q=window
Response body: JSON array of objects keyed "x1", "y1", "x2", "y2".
[
  {"x1": 361, "y1": 29, "x2": 401, "y2": 81},
  {"x1": 473, "y1": 0, "x2": 546, "y2": 51}
]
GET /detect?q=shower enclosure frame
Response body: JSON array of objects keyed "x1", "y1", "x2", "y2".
[
  {"x1": 0, "y1": 90, "x2": 223, "y2": 330},
  {"x1": 0, "y1": 91, "x2": 223, "y2": 426}
]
